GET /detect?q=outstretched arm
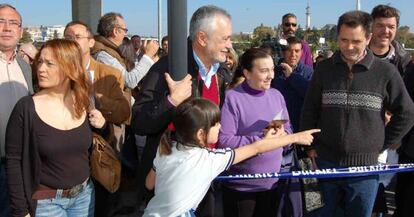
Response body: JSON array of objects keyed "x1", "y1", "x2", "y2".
[{"x1": 232, "y1": 129, "x2": 320, "y2": 165}]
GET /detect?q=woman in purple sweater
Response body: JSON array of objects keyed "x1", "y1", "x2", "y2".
[{"x1": 218, "y1": 48, "x2": 292, "y2": 217}]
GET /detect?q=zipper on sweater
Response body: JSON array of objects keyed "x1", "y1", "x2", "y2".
[
  {"x1": 346, "y1": 67, "x2": 353, "y2": 114},
  {"x1": 341, "y1": 66, "x2": 353, "y2": 163}
]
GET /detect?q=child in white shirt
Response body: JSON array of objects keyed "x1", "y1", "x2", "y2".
[{"x1": 143, "y1": 98, "x2": 319, "y2": 217}]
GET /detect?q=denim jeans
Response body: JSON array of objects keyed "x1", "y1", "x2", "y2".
[
  {"x1": 178, "y1": 209, "x2": 196, "y2": 217},
  {"x1": 0, "y1": 163, "x2": 10, "y2": 217},
  {"x1": 35, "y1": 180, "x2": 95, "y2": 217},
  {"x1": 308, "y1": 158, "x2": 379, "y2": 217}
]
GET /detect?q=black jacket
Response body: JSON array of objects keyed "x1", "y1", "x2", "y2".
[
  {"x1": 391, "y1": 40, "x2": 412, "y2": 78},
  {"x1": 131, "y1": 40, "x2": 231, "y2": 188},
  {"x1": 300, "y1": 50, "x2": 414, "y2": 166},
  {"x1": 402, "y1": 63, "x2": 414, "y2": 158}
]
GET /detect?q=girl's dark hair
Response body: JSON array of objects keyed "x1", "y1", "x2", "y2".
[
  {"x1": 239, "y1": 47, "x2": 271, "y2": 71},
  {"x1": 159, "y1": 97, "x2": 221, "y2": 155}
]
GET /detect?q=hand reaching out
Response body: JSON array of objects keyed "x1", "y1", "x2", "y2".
[{"x1": 293, "y1": 129, "x2": 321, "y2": 145}]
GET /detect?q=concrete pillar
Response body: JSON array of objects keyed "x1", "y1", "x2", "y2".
[
  {"x1": 72, "y1": 0, "x2": 102, "y2": 34},
  {"x1": 168, "y1": 0, "x2": 187, "y2": 81}
]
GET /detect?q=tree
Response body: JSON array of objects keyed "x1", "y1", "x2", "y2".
[
  {"x1": 251, "y1": 23, "x2": 275, "y2": 47},
  {"x1": 327, "y1": 41, "x2": 339, "y2": 52},
  {"x1": 396, "y1": 26, "x2": 414, "y2": 48},
  {"x1": 19, "y1": 28, "x2": 33, "y2": 43},
  {"x1": 296, "y1": 27, "x2": 305, "y2": 40}
]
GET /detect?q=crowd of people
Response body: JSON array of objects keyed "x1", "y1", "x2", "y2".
[{"x1": 1, "y1": 2, "x2": 414, "y2": 217}]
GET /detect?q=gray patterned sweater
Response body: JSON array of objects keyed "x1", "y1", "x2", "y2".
[{"x1": 300, "y1": 50, "x2": 414, "y2": 166}]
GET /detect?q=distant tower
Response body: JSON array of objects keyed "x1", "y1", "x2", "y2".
[
  {"x1": 356, "y1": 0, "x2": 361, "y2": 10},
  {"x1": 306, "y1": 0, "x2": 311, "y2": 30}
]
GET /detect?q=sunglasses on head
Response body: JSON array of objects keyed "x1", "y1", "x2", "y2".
[{"x1": 284, "y1": 23, "x2": 297, "y2": 27}]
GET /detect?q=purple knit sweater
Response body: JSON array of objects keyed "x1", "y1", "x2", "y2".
[{"x1": 218, "y1": 82, "x2": 292, "y2": 192}]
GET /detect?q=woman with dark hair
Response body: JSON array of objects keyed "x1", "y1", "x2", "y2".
[
  {"x1": 218, "y1": 48, "x2": 293, "y2": 217},
  {"x1": 6, "y1": 39, "x2": 106, "y2": 217},
  {"x1": 120, "y1": 37, "x2": 136, "y2": 72}
]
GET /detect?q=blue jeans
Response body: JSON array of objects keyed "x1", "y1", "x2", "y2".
[
  {"x1": 35, "y1": 180, "x2": 95, "y2": 217},
  {"x1": 308, "y1": 158, "x2": 379, "y2": 217},
  {"x1": 0, "y1": 163, "x2": 10, "y2": 217},
  {"x1": 178, "y1": 209, "x2": 196, "y2": 217}
]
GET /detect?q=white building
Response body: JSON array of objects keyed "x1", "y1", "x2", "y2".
[{"x1": 25, "y1": 25, "x2": 65, "y2": 42}]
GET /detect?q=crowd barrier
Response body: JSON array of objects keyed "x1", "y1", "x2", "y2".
[{"x1": 216, "y1": 163, "x2": 414, "y2": 181}]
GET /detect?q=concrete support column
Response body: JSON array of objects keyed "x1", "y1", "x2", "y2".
[
  {"x1": 72, "y1": 0, "x2": 102, "y2": 34},
  {"x1": 168, "y1": 0, "x2": 187, "y2": 81}
]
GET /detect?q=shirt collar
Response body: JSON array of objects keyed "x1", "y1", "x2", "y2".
[
  {"x1": 382, "y1": 44, "x2": 396, "y2": 60},
  {"x1": 0, "y1": 50, "x2": 17, "y2": 63},
  {"x1": 333, "y1": 49, "x2": 374, "y2": 70},
  {"x1": 193, "y1": 51, "x2": 219, "y2": 87}
]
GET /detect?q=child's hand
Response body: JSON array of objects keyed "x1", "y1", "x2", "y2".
[{"x1": 293, "y1": 129, "x2": 321, "y2": 145}]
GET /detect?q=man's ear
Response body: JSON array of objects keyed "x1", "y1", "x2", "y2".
[
  {"x1": 196, "y1": 31, "x2": 208, "y2": 47},
  {"x1": 88, "y1": 38, "x2": 95, "y2": 49},
  {"x1": 112, "y1": 28, "x2": 119, "y2": 39},
  {"x1": 366, "y1": 33, "x2": 372, "y2": 46}
]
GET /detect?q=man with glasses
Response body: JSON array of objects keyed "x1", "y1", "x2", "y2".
[
  {"x1": 91, "y1": 12, "x2": 159, "y2": 90},
  {"x1": 0, "y1": 4, "x2": 34, "y2": 217},
  {"x1": 91, "y1": 12, "x2": 160, "y2": 216},
  {"x1": 281, "y1": 13, "x2": 313, "y2": 68},
  {"x1": 64, "y1": 20, "x2": 130, "y2": 217}
]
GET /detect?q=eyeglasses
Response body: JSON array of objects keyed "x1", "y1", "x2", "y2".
[
  {"x1": 284, "y1": 23, "x2": 297, "y2": 27},
  {"x1": 0, "y1": 18, "x2": 21, "y2": 28},
  {"x1": 117, "y1": 26, "x2": 128, "y2": 34},
  {"x1": 64, "y1": 35, "x2": 90, "y2": 41}
]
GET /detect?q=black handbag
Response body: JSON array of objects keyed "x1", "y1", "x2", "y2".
[{"x1": 293, "y1": 148, "x2": 325, "y2": 213}]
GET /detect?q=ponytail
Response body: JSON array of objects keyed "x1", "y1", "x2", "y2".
[{"x1": 159, "y1": 129, "x2": 173, "y2": 155}]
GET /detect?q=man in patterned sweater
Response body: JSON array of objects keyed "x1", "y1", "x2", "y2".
[{"x1": 300, "y1": 11, "x2": 414, "y2": 217}]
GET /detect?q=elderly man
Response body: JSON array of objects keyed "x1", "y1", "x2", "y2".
[
  {"x1": 91, "y1": 12, "x2": 159, "y2": 90},
  {"x1": 301, "y1": 11, "x2": 414, "y2": 217},
  {"x1": 0, "y1": 4, "x2": 33, "y2": 216},
  {"x1": 280, "y1": 13, "x2": 313, "y2": 68},
  {"x1": 132, "y1": 5, "x2": 232, "y2": 216}
]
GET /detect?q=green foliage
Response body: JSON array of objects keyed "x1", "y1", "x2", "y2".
[
  {"x1": 252, "y1": 24, "x2": 275, "y2": 47},
  {"x1": 396, "y1": 26, "x2": 414, "y2": 48},
  {"x1": 327, "y1": 41, "x2": 338, "y2": 52},
  {"x1": 19, "y1": 28, "x2": 33, "y2": 43}
]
